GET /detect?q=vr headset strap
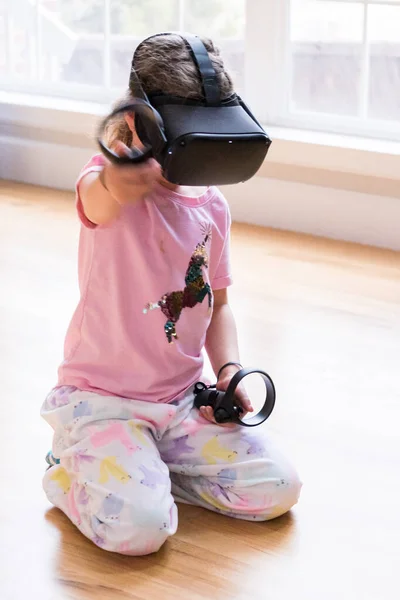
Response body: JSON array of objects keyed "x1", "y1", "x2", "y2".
[
  {"x1": 129, "y1": 33, "x2": 221, "y2": 107},
  {"x1": 129, "y1": 67, "x2": 148, "y2": 101},
  {"x1": 182, "y1": 34, "x2": 220, "y2": 107}
]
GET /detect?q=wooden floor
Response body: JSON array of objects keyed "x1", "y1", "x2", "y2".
[{"x1": 1, "y1": 180, "x2": 399, "y2": 600}]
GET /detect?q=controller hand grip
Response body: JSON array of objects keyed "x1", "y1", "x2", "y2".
[
  {"x1": 194, "y1": 368, "x2": 276, "y2": 428},
  {"x1": 97, "y1": 142, "x2": 154, "y2": 165},
  {"x1": 97, "y1": 99, "x2": 166, "y2": 166}
]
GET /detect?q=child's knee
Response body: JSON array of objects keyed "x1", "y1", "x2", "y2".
[
  {"x1": 256, "y1": 464, "x2": 302, "y2": 521},
  {"x1": 85, "y1": 495, "x2": 177, "y2": 556},
  {"x1": 222, "y1": 457, "x2": 302, "y2": 521},
  {"x1": 269, "y1": 469, "x2": 302, "y2": 519},
  {"x1": 43, "y1": 467, "x2": 177, "y2": 556}
]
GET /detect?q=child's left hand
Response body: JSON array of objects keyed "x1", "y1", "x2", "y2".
[{"x1": 199, "y1": 369, "x2": 254, "y2": 427}]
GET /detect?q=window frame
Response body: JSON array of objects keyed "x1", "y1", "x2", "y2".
[
  {"x1": 0, "y1": 0, "x2": 399, "y2": 142},
  {"x1": 258, "y1": 0, "x2": 400, "y2": 142}
]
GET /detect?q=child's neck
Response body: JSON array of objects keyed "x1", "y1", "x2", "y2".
[{"x1": 158, "y1": 176, "x2": 208, "y2": 198}]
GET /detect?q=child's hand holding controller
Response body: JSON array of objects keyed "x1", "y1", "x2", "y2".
[
  {"x1": 101, "y1": 142, "x2": 161, "y2": 205},
  {"x1": 80, "y1": 141, "x2": 161, "y2": 227}
]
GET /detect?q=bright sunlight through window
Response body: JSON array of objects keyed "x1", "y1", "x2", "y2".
[{"x1": 0, "y1": 0, "x2": 399, "y2": 140}]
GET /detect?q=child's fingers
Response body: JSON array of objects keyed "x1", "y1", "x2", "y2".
[
  {"x1": 235, "y1": 383, "x2": 254, "y2": 413},
  {"x1": 238, "y1": 395, "x2": 254, "y2": 413},
  {"x1": 199, "y1": 406, "x2": 237, "y2": 428},
  {"x1": 199, "y1": 406, "x2": 213, "y2": 422},
  {"x1": 120, "y1": 159, "x2": 161, "y2": 185},
  {"x1": 103, "y1": 156, "x2": 161, "y2": 206},
  {"x1": 112, "y1": 141, "x2": 132, "y2": 156}
]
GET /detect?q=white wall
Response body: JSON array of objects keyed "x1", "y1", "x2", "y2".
[
  {"x1": 222, "y1": 178, "x2": 400, "y2": 250},
  {"x1": 0, "y1": 95, "x2": 399, "y2": 251}
]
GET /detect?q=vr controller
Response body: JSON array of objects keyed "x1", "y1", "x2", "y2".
[{"x1": 194, "y1": 368, "x2": 276, "y2": 427}]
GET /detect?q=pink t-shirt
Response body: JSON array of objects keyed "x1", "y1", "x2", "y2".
[{"x1": 58, "y1": 155, "x2": 232, "y2": 403}]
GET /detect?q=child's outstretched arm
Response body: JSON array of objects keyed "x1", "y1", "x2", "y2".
[
  {"x1": 79, "y1": 148, "x2": 161, "y2": 226},
  {"x1": 204, "y1": 288, "x2": 253, "y2": 424}
]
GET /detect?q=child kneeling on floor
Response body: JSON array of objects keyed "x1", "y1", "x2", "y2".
[{"x1": 42, "y1": 33, "x2": 302, "y2": 556}]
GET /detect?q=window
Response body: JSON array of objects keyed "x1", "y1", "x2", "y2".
[
  {"x1": 286, "y1": 0, "x2": 400, "y2": 138},
  {"x1": 0, "y1": 0, "x2": 245, "y2": 99},
  {"x1": 0, "y1": 0, "x2": 399, "y2": 141}
]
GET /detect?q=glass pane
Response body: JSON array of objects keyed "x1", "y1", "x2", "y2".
[
  {"x1": 290, "y1": 0, "x2": 364, "y2": 116},
  {"x1": 111, "y1": 0, "x2": 179, "y2": 35},
  {"x1": 111, "y1": 42, "x2": 135, "y2": 89},
  {"x1": 39, "y1": 0, "x2": 104, "y2": 85},
  {"x1": 2, "y1": 0, "x2": 38, "y2": 79},
  {"x1": 183, "y1": 0, "x2": 245, "y2": 92},
  {"x1": 111, "y1": 0, "x2": 245, "y2": 93},
  {"x1": 368, "y1": 5, "x2": 400, "y2": 122},
  {"x1": 0, "y1": 11, "x2": 5, "y2": 76},
  {"x1": 41, "y1": 0, "x2": 104, "y2": 34},
  {"x1": 0, "y1": 0, "x2": 7, "y2": 75},
  {"x1": 183, "y1": 0, "x2": 245, "y2": 39},
  {"x1": 110, "y1": 0, "x2": 179, "y2": 87}
]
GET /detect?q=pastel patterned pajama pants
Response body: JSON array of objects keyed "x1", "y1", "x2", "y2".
[{"x1": 41, "y1": 386, "x2": 302, "y2": 556}]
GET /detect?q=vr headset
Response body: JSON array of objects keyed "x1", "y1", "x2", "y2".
[{"x1": 97, "y1": 33, "x2": 272, "y2": 186}]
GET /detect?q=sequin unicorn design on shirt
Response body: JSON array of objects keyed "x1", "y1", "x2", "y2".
[{"x1": 144, "y1": 228, "x2": 213, "y2": 343}]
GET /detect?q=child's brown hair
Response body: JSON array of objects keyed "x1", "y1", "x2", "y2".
[{"x1": 104, "y1": 33, "x2": 234, "y2": 148}]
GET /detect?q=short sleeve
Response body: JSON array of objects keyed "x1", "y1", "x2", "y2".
[
  {"x1": 211, "y1": 200, "x2": 233, "y2": 290},
  {"x1": 75, "y1": 154, "x2": 106, "y2": 229}
]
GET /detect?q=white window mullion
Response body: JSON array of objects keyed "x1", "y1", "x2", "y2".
[
  {"x1": 359, "y1": 0, "x2": 371, "y2": 120},
  {"x1": 179, "y1": 0, "x2": 185, "y2": 31},
  {"x1": 281, "y1": 0, "x2": 292, "y2": 119},
  {"x1": 35, "y1": 0, "x2": 42, "y2": 80},
  {"x1": 245, "y1": 0, "x2": 289, "y2": 124},
  {"x1": 4, "y1": 11, "x2": 13, "y2": 76},
  {"x1": 104, "y1": 0, "x2": 111, "y2": 89}
]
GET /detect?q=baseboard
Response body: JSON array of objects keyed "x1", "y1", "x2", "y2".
[
  {"x1": 221, "y1": 178, "x2": 400, "y2": 251},
  {"x1": 1, "y1": 134, "x2": 399, "y2": 251},
  {"x1": 0, "y1": 135, "x2": 93, "y2": 191}
]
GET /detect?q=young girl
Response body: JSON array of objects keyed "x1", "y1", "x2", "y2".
[{"x1": 42, "y1": 33, "x2": 301, "y2": 556}]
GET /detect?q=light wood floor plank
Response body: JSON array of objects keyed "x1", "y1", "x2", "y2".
[{"x1": 1, "y1": 180, "x2": 399, "y2": 600}]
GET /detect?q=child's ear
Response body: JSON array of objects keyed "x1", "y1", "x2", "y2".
[
  {"x1": 124, "y1": 112, "x2": 145, "y2": 149},
  {"x1": 124, "y1": 112, "x2": 135, "y2": 133}
]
